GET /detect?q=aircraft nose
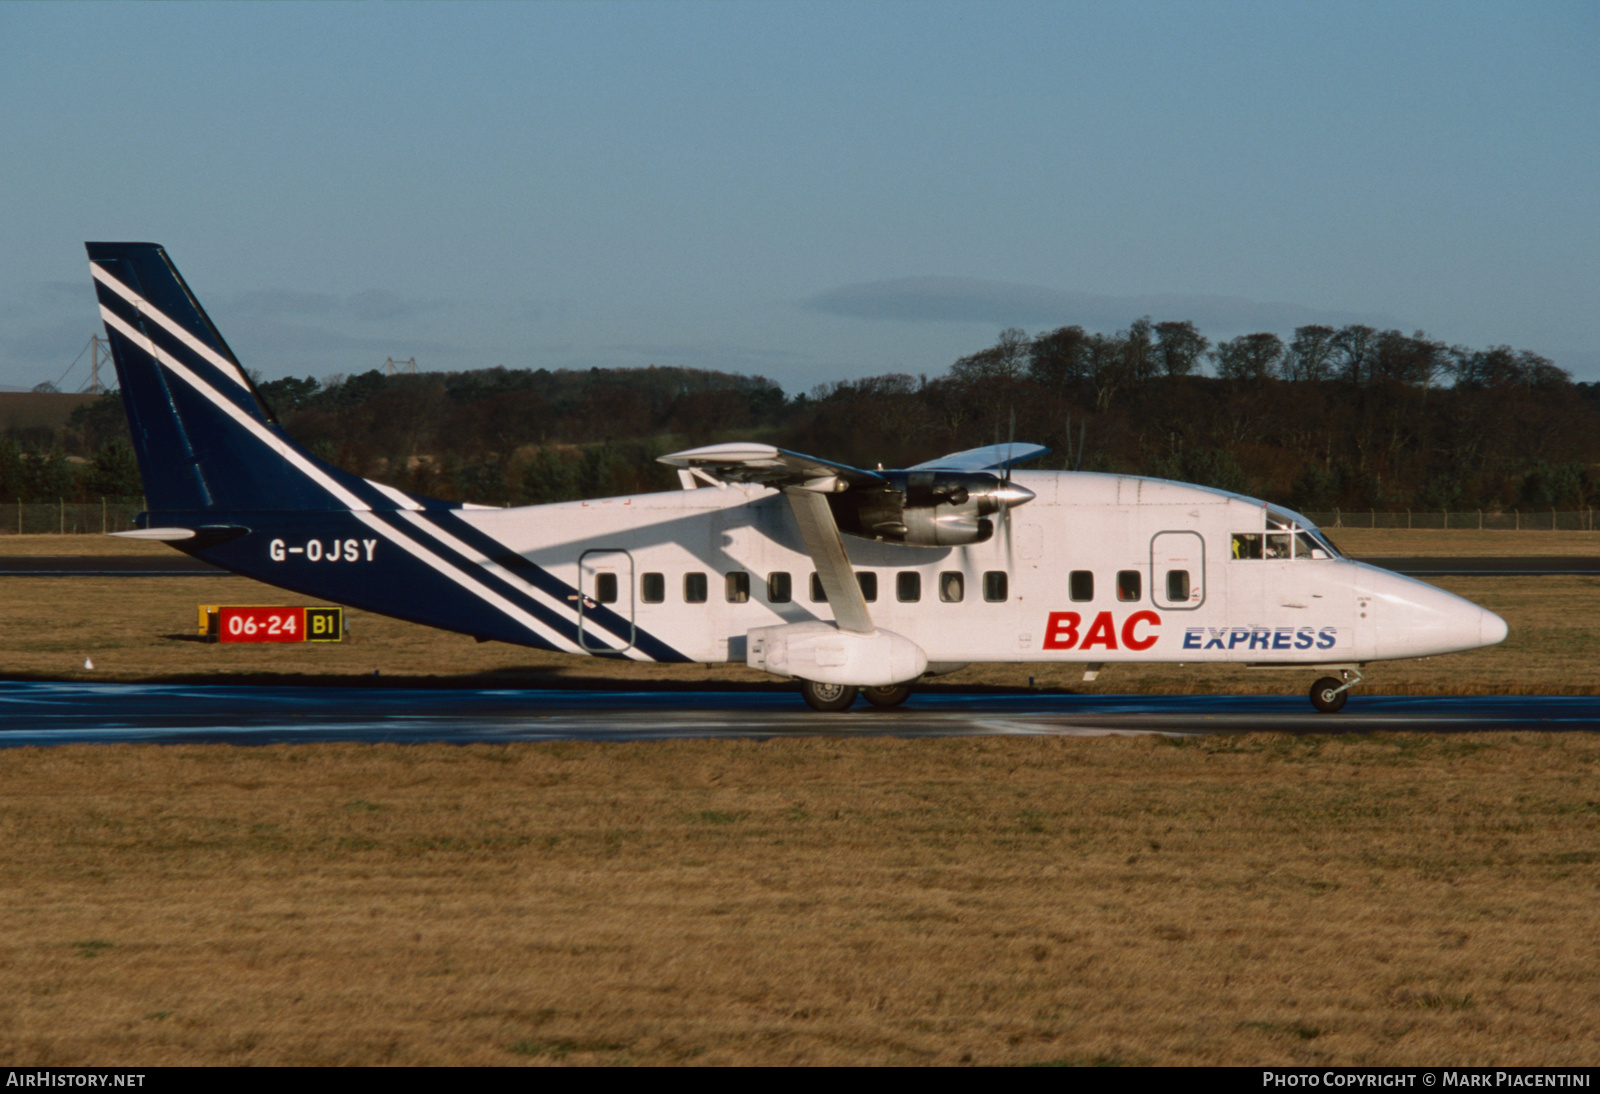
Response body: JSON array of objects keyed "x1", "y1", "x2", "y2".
[{"x1": 1480, "y1": 608, "x2": 1509, "y2": 648}]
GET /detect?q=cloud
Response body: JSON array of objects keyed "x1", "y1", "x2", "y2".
[
  {"x1": 220, "y1": 316, "x2": 458, "y2": 378},
  {"x1": 0, "y1": 280, "x2": 94, "y2": 327},
  {"x1": 542, "y1": 340, "x2": 810, "y2": 382},
  {"x1": 802, "y1": 276, "x2": 1397, "y2": 335},
  {"x1": 222, "y1": 289, "x2": 445, "y2": 324}
]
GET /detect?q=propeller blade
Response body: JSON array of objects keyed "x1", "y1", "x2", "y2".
[
  {"x1": 1005, "y1": 407, "x2": 1021, "y2": 562},
  {"x1": 1006, "y1": 407, "x2": 1016, "y2": 483}
]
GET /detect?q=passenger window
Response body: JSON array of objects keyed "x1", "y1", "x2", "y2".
[
  {"x1": 897, "y1": 572, "x2": 921, "y2": 602},
  {"x1": 1232, "y1": 533, "x2": 1263, "y2": 560},
  {"x1": 640, "y1": 572, "x2": 665, "y2": 603},
  {"x1": 810, "y1": 573, "x2": 825, "y2": 603},
  {"x1": 1069, "y1": 570, "x2": 1094, "y2": 601},
  {"x1": 726, "y1": 572, "x2": 750, "y2": 603},
  {"x1": 684, "y1": 572, "x2": 707, "y2": 603},
  {"x1": 857, "y1": 572, "x2": 878, "y2": 602},
  {"x1": 939, "y1": 572, "x2": 964, "y2": 603},
  {"x1": 1116, "y1": 570, "x2": 1141, "y2": 602},
  {"x1": 1166, "y1": 570, "x2": 1190, "y2": 601},
  {"x1": 767, "y1": 572, "x2": 791, "y2": 603},
  {"x1": 983, "y1": 571, "x2": 1007, "y2": 602},
  {"x1": 594, "y1": 573, "x2": 618, "y2": 604}
]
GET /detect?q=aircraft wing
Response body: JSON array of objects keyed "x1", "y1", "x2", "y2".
[
  {"x1": 906, "y1": 443, "x2": 1049, "y2": 472},
  {"x1": 660, "y1": 443, "x2": 878, "y2": 633},
  {"x1": 658, "y1": 443, "x2": 886, "y2": 493}
]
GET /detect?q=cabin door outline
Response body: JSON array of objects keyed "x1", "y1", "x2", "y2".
[
  {"x1": 1150, "y1": 531, "x2": 1206, "y2": 610},
  {"x1": 579, "y1": 549, "x2": 635, "y2": 651}
]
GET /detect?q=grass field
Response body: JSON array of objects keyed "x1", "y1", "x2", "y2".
[
  {"x1": 4, "y1": 735, "x2": 1600, "y2": 1065},
  {"x1": 0, "y1": 530, "x2": 1597, "y2": 1066}
]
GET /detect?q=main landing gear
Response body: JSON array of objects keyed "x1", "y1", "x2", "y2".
[
  {"x1": 862, "y1": 684, "x2": 912, "y2": 709},
  {"x1": 800, "y1": 680, "x2": 857, "y2": 712},
  {"x1": 798, "y1": 680, "x2": 915, "y2": 712},
  {"x1": 1309, "y1": 667, "x2": 1364, "y2": 713}
]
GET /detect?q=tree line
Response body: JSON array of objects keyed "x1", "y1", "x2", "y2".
[{"x1": 12, "y1": 319, "x2": 1598, "y2": 511}]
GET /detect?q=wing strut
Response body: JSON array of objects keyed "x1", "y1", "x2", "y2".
[{"x1": 782, "y1": 487, "x2": 873, "y2": 635}]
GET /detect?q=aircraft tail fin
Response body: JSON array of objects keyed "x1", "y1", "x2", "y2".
[{"x1": 86, "y1": 242, "x2": 405, "y2": 515}]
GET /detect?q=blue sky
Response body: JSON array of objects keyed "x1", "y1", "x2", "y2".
[{"x1": 2, "y1": 1, "x2": 1595, "y2": 395}]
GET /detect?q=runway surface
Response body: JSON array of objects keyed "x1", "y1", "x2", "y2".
[
  {"x1": 0, "y1": 682, "x2": 1596, "y2": 745},
  {"x1": 1359, "y1": 557, "x2": 1600, "y2": 576},
  {"x1": 0, "y1": 556, "x2": 227, "y2": 575},
  {"x1": 1, "y1": 556, "x2": 1595, "y2": 576}
]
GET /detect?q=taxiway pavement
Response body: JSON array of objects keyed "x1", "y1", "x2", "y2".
[{"x1": 0, "y1": 683, "x2": 1596, "y2": 746}]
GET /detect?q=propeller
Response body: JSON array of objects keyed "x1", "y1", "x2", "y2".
[{"x1": 999, "y1": 408, "x2": 1017, "y2": 565}]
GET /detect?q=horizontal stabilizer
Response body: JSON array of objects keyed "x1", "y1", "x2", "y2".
[{"x1": 110, "y1": 528, "x2": 196, "y2": 541}]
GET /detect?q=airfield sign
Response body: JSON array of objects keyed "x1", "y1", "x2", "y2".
[{"x1": 205, "y1": 605, "x2": 345, "y2": 643}]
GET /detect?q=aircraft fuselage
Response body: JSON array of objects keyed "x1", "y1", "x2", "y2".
[{"x1": 179, "y1": 469, "x2": 1504, "y2": 671}]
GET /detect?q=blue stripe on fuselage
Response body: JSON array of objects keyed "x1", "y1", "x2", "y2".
[
  {"x1": 175, "y1": 509, "x2": 690, "y2": 662},
  {"x1": 410, "y1": 509, "x2": 692, "y2": 663},
  {"x1": 181, "y1": 513, "x2": 563, "y2": 650}
]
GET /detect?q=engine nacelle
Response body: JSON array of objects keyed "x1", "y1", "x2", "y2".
[
  {"x1": 747, "y1": 621, "x2": 928, "y2": 687},
  {"x1": 832, "y1": 471, "x2": 1035, "y2": 547},
  {"x1": 901, "y1": 508, "x2": 992, "y2": 547}
]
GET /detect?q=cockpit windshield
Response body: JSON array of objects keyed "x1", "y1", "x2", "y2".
[{"x1": 1231, "y1": 508, "x2": 1344, "y2": 561}]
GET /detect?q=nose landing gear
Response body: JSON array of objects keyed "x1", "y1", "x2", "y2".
[{"x1": 1309, "y1": 667, "x2": 1364, "y2": 713}]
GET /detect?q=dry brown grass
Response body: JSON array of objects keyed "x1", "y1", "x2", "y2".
[
  {"x1": 3, "y1": 734, "x2": 1599, "y2": 1066},
  {"x1": 1328, "y1": 528, "x2": 1600, "y2": 558},
  {"x1": 3, "y1": 534, "x2": 1599, "y2": 1066},
  {"x1": 0, "y1": 534, "x2": 174, "y2": 557}
]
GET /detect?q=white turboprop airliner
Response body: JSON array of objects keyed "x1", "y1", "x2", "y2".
[{"x1": 86, "y1": 242, "x2": 1508, "y2": 712}]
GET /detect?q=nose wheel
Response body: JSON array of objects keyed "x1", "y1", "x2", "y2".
[{"x1": 1309, "y1": 668, "x2": 1363, "y2": 713}]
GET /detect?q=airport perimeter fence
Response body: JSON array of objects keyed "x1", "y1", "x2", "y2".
[
  {"x1": 1303, "y1": 509, "x2": 1599, "y2": 531},
  {"x1": 0, "y1": 499, "x2": 146, "y2": 536}
]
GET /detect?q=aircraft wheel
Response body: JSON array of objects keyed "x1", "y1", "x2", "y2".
[
  {"x1": 801, "y1": 680, "x2": 859, "y2": 712},
  {"x1": 1309, "y1": 676, "x2": 1348, "y2": 713},
  {"x1": 862, "y1": 684, "x2": 912, "y2": 709}
]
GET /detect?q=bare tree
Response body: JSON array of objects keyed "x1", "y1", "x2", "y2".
[
  {"x1": 1213, "y1": 332, "x2": 1285, "y2": 382},
  {"x1": 1331, "y1": 325, "x2": 1377, "y2": 385},
  {"x1": 1153, "y1": 320, "x2": 1209, "y2": 377},
  {"x1": 1028, "y1": 325, "x2": 1090, "y2": 393},
  {"x1": 1283, "y1": 325, "x2": 1337, "y2": 382}
]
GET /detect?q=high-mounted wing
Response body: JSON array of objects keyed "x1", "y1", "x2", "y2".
[
  {"x1": 907, "y1": 443, "x2": 1049, "y2": 472},
  {"x1": 660, "y1": 440, "x2": 1044, "y2": 551},
  {"x1": 660, "y1": 443, "x2": 878, "y2": 633},
  {"x1": 658, "y1": 443, "x2": 885, "y2": 493},
  {"x1": 658, "y1": 441, "x2": 1049, "y2": 636}
]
